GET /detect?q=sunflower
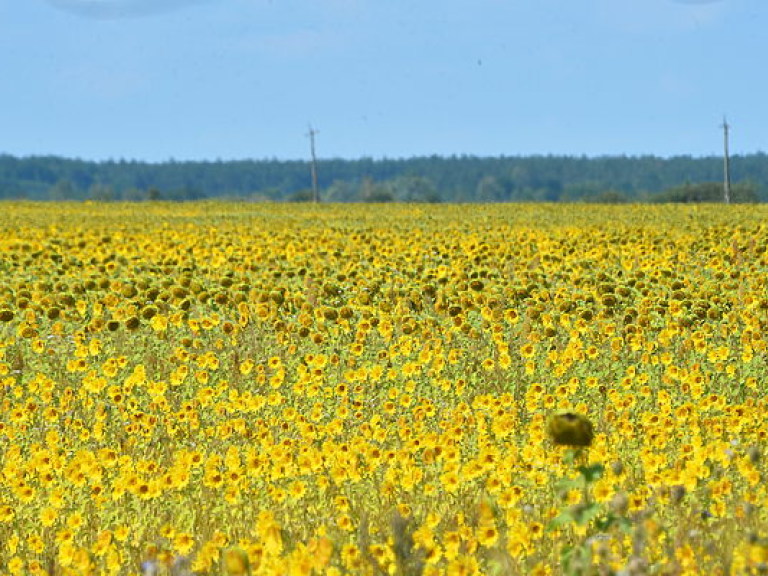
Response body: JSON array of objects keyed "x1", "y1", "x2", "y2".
[
  {"x1": 547, "y1": 412, "x2": 594, "y2": 447},
  {"x1": 222, "y1": 547, "x2": 251, "y2": 576}
]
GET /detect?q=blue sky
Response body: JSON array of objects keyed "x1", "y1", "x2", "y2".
[{"x1": 1, "y1": 0, "x2": 765, "y2": 161}]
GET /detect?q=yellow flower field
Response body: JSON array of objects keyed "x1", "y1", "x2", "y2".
[{"x1": 1, "y1": 201, "x2": 767, "y2": 575}]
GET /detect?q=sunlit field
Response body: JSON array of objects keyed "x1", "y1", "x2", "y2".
[{"x1": 2, "y1": 202, "x2": 768, "y2": 575}]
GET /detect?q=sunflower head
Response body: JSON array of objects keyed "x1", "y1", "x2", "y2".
[{"x1": 547, "y1": 412, "x2": 594, "y2": 447}]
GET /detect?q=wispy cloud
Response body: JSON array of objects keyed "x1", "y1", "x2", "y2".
[{"x1": 44, "y1": 0, "x2": 214, "y2": 19}]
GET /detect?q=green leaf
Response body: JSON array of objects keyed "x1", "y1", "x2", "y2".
[
  {"x1": 563, "y1": 448, "x2": 580, "y2": 466},
  {"x1": 617, "y1": 516, "x2": 633, "y2": 533},
  {"x1": 546, "y1": 510, "x2": 574, "y2": 531},
  {"x1": 572, "y1": 502, "x2": 602, "y2": 526},
  {"x1": 561, "y1": 543, "x2": 591, "y2": 574},
  {"x1": 595, "y1": 513, "x2": 633, "y2": 533},
  {"x1": 560, "y1": 544, "x2": 574, "y2": 562},
  {"x1": 578, "y1": 463, "x2": 605, "y2": 484},
  {"x1": 555, "y1": 477, "x2": 582, "y2": 493},
  {"x1": 594, "y1": 513, "x2": 620, "y2": 532},
  {"x1": 560, "y1": 544, "x2": 575, "y2": 563}
]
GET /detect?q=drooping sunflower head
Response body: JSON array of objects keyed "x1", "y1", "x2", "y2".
[{"x1": 547, "y1": 412, "x2": 594, "y2": 447}]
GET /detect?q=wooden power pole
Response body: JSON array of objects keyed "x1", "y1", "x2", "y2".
[
  {"x1": 307, "y1": 125, "x2": 319, "y2": 203},
  {"x1": 722, "y1": 117, "x2": 731, "y2": 204}
]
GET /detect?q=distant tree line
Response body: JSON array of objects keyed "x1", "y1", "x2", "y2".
[{"x1": 0, "y1": 153, "x2": 764, "y2": 202}]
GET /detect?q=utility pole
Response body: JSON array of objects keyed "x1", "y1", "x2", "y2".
[
  {"x1": 306, "y1": 125, "x2": 319, "y2": 203},
  {"x1": 722, "y1": 116, "x2": 731, "y2": 204}
]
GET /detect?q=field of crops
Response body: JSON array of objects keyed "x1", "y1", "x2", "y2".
[{"x1": 1, "y1": 202, "x2": 768, "y2": 575}]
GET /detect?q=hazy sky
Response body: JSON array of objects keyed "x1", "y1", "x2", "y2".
[{"x1": 1, "y1": 0, "x2": 765, "y2": 161}]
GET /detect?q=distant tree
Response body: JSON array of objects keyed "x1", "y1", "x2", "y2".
[
  {"x1": 324, "y1": 179, "x2": 360, "y2": 202},
  {"x1": 122, "y1": 187, "x2": 146, "y2": 202},
  {"x1": 727, "y1": 181, "x2": 759, "y2": 203},
  {"x1": 3, "y1": 152, "x2": 767, "y2": 203},
  {"x1": 287, "y1": 189, "x2": 315, "y2": 202},
  {"x1": 651, "y1": 181, "x2": 758, "y2": 203},
  {"x1": 541, "y1": 183, "x2": 562, "y2": 202},
  {"x1": 147, "y1": 188, "x2": 163, "y2": 201},
  {"x1": 361, "y1": 177, "x2": 394, "y2": 202},
  {"x1": 246, "y1": 190, "x2": 279, "y2": 202},
  {"x1": 363, "y1": 188, "x2": 396, "y2": 203},
  {"x1": 476, "y1": 176, "x2": 506, "y2": 202},
  {"x1": 88, "y1": 183, "x2": 115, "y2": 202},
  {"x1": 582, "y1": 190, "x2": 629, "y2": 204},
  {"x1": 561, "y1": 181, "x2": 604, "y2": 202},
  {"x1": 49, "y1": 179, "x2": 76, "y2": 201},
  {"x1": 390, "y1": 176, "x2": 441, "y2": 202},
  {"x1": 257, "y1": 187, "x2": 282, "y2": 202}
]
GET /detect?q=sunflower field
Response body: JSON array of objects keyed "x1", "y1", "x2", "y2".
[{"x1": 1, "y1": 202, "x2": 768, "y2": 575}]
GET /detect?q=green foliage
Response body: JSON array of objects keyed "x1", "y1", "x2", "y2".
[
  {"x1": 580, "y1": 189, "x2": 629, "y2": 203},
  {"x1": 287, "y1": 189, "x2": 316, "y2": 202},
  {"x1": 0, "y1": 152, "x2": 766, "y2": 202},
  {"x1": 548, "y1": 454, "x2": 633, "y2": 576},
  {"x1": 651, "y1": 180, "x2": 759, "y2": 203},
  {"x1": 362, "y1": 188, "x2": 396, "y2": 203}
]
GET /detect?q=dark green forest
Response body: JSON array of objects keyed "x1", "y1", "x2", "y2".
[{"x1": 0, "y1": 153, "x2": 764, "y2": 202}]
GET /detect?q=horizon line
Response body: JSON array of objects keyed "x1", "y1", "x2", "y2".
[{"x1": 1, "y1": 150, "x2": 761, "y2": 164}]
